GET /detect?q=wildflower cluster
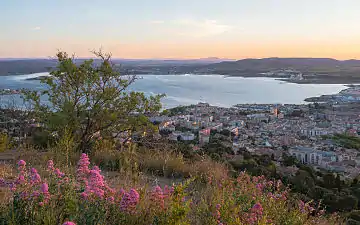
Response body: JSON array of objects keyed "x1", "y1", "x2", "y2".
[{"x1": 0, "y1": 155, "x2": 341, "y2": 225}]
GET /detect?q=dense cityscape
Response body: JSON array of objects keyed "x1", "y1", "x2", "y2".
[{"x1": 151, "y1": 96, "x2": 360, "y2": 179}]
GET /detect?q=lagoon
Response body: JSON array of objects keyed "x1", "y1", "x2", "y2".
[{"x1": 0, "y1": 73, "x2": 347, "y2": 109}]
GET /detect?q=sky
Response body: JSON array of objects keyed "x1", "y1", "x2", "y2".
[{"x1": 1, "y1": 0, "x2": 360, "y2": 59}]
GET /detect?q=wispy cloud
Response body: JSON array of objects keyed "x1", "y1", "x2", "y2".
[
  {"x1": 174, "y1": 19, "x2": 233, "y2": 37},
  {"x1": 31, "y1": 26, "x2": 41, "y2": 31},
  {"x1": 149, "y1": 18, "x2": 233, "y2": 38},
  {"x1": 149, "y1": 20, "x2": 165, "y2": 24}
]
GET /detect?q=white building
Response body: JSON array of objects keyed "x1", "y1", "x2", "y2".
[
  {"x1": 169, "y1": 131, "x2": 182, "y2": 141},
  {"x1": 180, "y1": 132, "x2": 195, "y2": 141},
  {"x1": 150, "y1": 116, "x2": 170, "y2": 123},
  {"x1": 199, "y1": 128, "x2": 210, "y2": 145},
  {"x1": 289, "y1": 146, "x2": 337, "y2": 166},
  {"x1": 247, "y1": 114, "x2": 269, "y2": 122},
  {"x1": 300, "y1": 128, "x2": 328, "y2": 137}
]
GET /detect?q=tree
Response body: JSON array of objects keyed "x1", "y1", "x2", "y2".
[
  {"x1": 219, "y1": 129, "x2": 231, "y2": 137},
  {"x1": 24, "y1": 51, "x2": 163, "y2": 151},
  {"x1": 291, "y1": 170, "x2": 315, "y2": 194},
  {"x1": 282, "y1": 154, "x2": 297, "y2": 167},
  {"x1": 337, "y1": 195, "x2": 358, "y2": 212},
  {"x1": 0, "y1": 132, "x2": 9, "y2": 152}
]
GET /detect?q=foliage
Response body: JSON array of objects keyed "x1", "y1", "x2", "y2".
[
  {"x1": 332, "y1": 134, "x2": 360, "y2": 150},
  {"x1": 230, "y1": 151, "x2": 360, "y2": 219},
  {"x1": 0, "y1": 132, "x2": 9, "y2": 152},
  {"x1": 0, "y1": 155, "x2": 341, "y2": 225},
  {"x1": 164, "y1": 106, "x2": 188, "y2": 117},
  {"x1": 23, "y1": 51, "x2": 163, "y2": 151}
]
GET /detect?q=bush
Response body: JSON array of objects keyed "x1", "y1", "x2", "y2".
[
  {"x1": 0, "y1": 155, "x2": 342, "y2": 225},
  {"x1": 0, "y1": 133, "x2": 9, "y2": 152}
]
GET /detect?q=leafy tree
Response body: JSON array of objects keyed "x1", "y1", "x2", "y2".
[
  {"x1": 348, "y1": 210, "x2": 360, "y2": 224},
  {"x1": 219, "y1": 129, "x2": 231, "y2": 137},
  {"x1": 282, "y1": 154, "x2": 297, "y2": 166},
  {"x1": 337, "y1": 195, "x2": 358, "y2": 212},
  {"x1": 24, "y1": 51, "x2": 163, "y2": 151},
  {"x1": 323, "y1": 173, "x2": 336, "y2": 189},
  {"x1": 0, "y1": 132, "x2": 9, "y2": 152},
  {"x1": 291, "y1": 170, "x2": 315, "y2": 194}
]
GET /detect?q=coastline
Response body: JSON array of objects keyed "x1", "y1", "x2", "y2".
[{"x1": 2, "y1": 70, "x2": 359, "y2": 85}]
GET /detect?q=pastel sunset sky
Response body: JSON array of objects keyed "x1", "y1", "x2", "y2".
[{"x1": 1, "y1": 0, "x2": 360, "y2": 59}]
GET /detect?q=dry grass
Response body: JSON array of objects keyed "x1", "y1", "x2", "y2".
[{"x1": 0, "y1": 164, "x2": 15, "y2": 180}]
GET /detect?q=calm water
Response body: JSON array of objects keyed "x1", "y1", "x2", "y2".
[{"x1": 0, "y1": 73, "x2": 346, "y2": 109}]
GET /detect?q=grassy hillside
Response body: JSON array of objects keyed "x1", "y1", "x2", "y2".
[{"x1": 0, "y1": 143, "x2": 342, "y2": 225}]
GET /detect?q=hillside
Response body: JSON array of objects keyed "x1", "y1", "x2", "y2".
[
  {"x1": 0, "y1": 58, "x2": 231, "y2": 76},
  {"x1": 2, "y1": 57, "x2": 360, "y2": 83},
  {"x1": 193, "y1": 58, "x2": 360, "y2": 83}
]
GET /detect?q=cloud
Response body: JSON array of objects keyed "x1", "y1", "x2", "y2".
[
  {"x1": 173, "y1": 19, "x2": 233, "y2": 37},
  {"x1": 149, "y1": 18, "x2": 233, "y2": 38},
  {"x1": 149, "y1": 20, "x2": 165, "y2": 24},
  {"x1": 31, "y1": 27, "x2": 41, "y2": 31}
]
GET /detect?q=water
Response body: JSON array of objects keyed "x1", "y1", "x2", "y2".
[{"x1": 0, "y1": 73, "x2": 346, "y2": 109}]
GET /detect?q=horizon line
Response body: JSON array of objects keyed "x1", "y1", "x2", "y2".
[{"x1": 1, "y1": 56, "x2": 360, "y2": 61}]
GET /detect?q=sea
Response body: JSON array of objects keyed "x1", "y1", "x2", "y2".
[{"x1": 0, "y1": 73, "x2": 347, "y2": 109}]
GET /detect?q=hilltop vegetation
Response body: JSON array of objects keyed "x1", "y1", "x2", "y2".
[
  {"x1": 0, "y1": 150, "x2": 341, "y2": 225},
  {"x1": 0, "y1": 51, "x2": 350, "y2": 224}
]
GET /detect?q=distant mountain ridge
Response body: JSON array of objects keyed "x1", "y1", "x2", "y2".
[
  {"x1": 194, "y1": 57, "x2": 360, "y2": 73},
  {"x1": 1, "y1": 57, "x2": 360, "y2": 84}
]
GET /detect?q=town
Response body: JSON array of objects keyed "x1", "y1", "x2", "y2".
[{"x1": 149, "y1": 97, "x2": 360, "y2": 179}]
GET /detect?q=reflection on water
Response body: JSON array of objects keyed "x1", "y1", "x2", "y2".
[{"x1": 0, "y1": 73, "x2": 346, "y2": 109}]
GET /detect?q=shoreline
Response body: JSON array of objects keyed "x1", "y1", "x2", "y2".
[{"x1": 2, "y1": 71, "x2": 360, "y2": 85}]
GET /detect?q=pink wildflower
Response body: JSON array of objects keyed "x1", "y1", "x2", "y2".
[
  {"x1": 63, "y1": 222, "x2": 76, "y2": 225},
  {"x1": 30, "y1": 168, "x2": 41, "y2": 185},
  {"x1": 16, "y1": 175, "x2": 26, "y2": 184},
  {"x1": 120, "y1": 188, "x2": 140, "y2": 213},
  {"x1": 163, "y1": 185, "x2": 174, "y2": 197},
  {"x1": 150, "y1": 185, "x2": 165, "y2": 209},
  {"x1": 80, "y1": 192, "x2": 88, "y2": 199},
  {"x1": 252, "y1": 203, "x2": 263, "y2": 215},
  {"x1": 54, "y1": 168, "x2": 65, "y2": 178},
  {"x1": 17, "y1": 160, "x2": 26, "y2": 174},
  {"x1": 77, "y1": 153, "x2": 90, "y2": 183},
  {"x1": 20, "y1": 192, "x2": 28, "y2": 200},
  {"x1": 87, "y1": 167, "x2": 105, "y2": 199},
  {"x1": 38, "y1": 202, "x2": 44, "y2": 207},
  {"x1": 214, "y1": 203, "x2": 222, "y2": 224},
  {"x1": 17, "y1": 160, "x2": 26, "y2": 167},
  {"x1": 247, "y1": 202, "x2": 264, "y2": 224},
  {"x1": 31, "y1": 191, "x2": 40, "y2": 199},
  {"x1": 118, "y1": 188, "x2": 125, "y2": 196},
  {"x1": 216, "y1": 204, "x2": 221, "y2": 210},
  {"x1": 107, "y1": 196, "x2": 115, "y2": 203},
  {"x1": 317, "y1": 209, "x2": 325, "y2": 216},
  {"x1": 40, "y1": 182, "x2": 49, "y2": 193},
  {"x1": 256, "y1": 183, "x2": 264, "y2": 191},
  {"x1": 47, "y1": 160, "x2": 55, "y2": 171},
  {"x1": 299, "y1": 200, "x2": 306, "y2": 213},
  {"x1": 40, "y1": 182, "x2": 50, "y2": 202},
  {"x1": 9, "y1": 183, "x2": 16, "y2": 192}
]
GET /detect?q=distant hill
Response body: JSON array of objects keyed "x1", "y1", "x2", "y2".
[
  {"x1": 192, "y1": 58, "x2": 360, "y2": 83},
  {"x1": 194, "y1": 58, "x2": 360, "y2": 74},
  {"x1": 2, "y1": 57, "x2": 360, "y2": 83},
  {"x1": 0, "y1": 57, "x2": 234, "y2": 76},
  {"x1": 0, "y1": 59, "x2": 58, "y2": 76}
]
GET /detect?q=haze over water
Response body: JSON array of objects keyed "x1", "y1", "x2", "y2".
[{"x1": 1, "y1": 73, "x2": 346, "y2": 109}]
